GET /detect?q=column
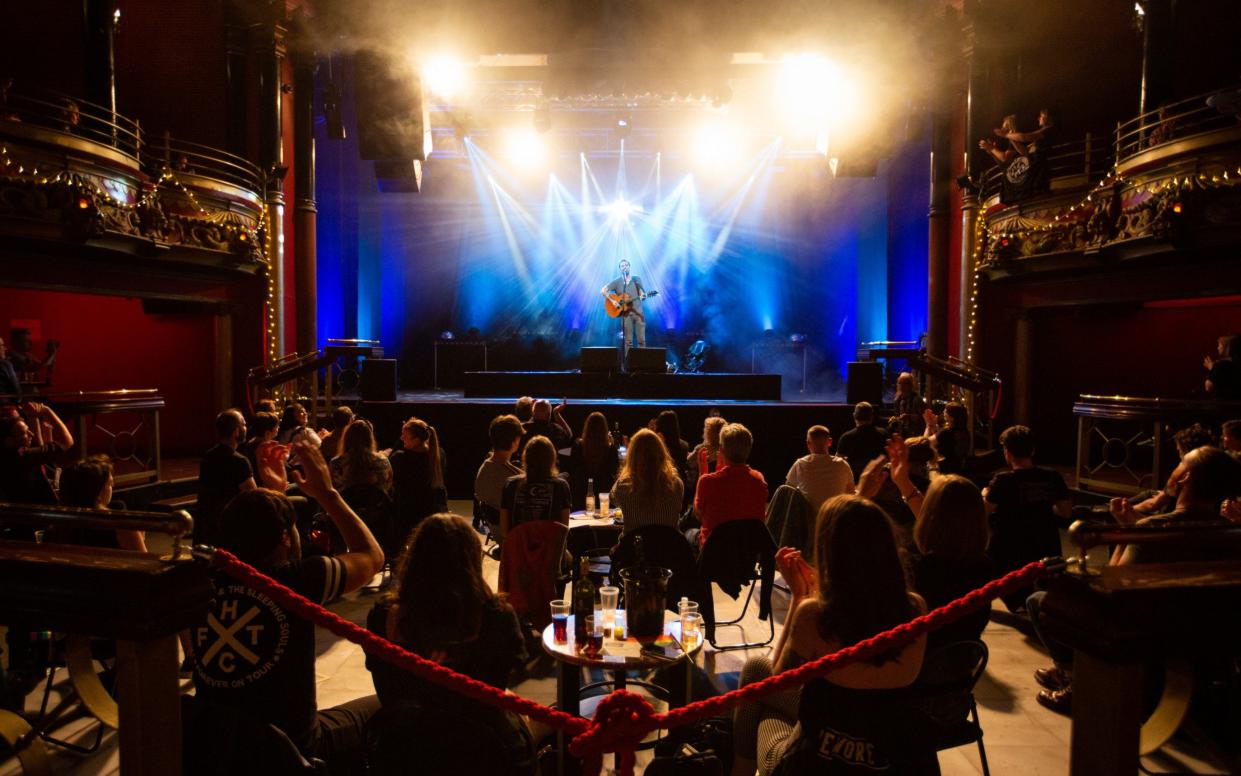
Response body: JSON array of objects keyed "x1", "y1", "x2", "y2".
[
  {"x1": 926, "y1": 109, "x2": 952, "y2": 398},
  {"x1": 83, "y1": 0, "x2": 117, "y2": 117},
  {"x1": 292, "y1": 17, "x2": 318, "y2": 355},
  {"x1": 223, "y1": 0, "x2": 248, "y2": 158},
  {"x1": 256, "y1": 18, "x2": 288, "y2": 361},
  {"x1": 1138, "y1": 0, "x2": 1175, "y2": 116},
  {"x1": 959, "y1": 24, "x2": 982, "y2": 362}
]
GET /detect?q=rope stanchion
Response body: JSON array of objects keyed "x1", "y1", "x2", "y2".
[{"x1": 207, "y1": 550, "x2": 1052, "y2": 776}]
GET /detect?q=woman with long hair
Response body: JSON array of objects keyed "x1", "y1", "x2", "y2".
[
  {"x1": 732, "y1": 496, "x2": 926, "y2": 776},
  {"x1": 366, "y1": 513, "x2": 534, "y2": 773},
  {"x1": 388, "y1": 417, "x2": 448, "y2": 539},
  {"x1": 892, "y1": 371, "x2": 926, "y2": 437},
  {"x1": 910, "y1": 474, "x2": 993, "y2": 649},
  {"x1": 654, "y1": 409, "x2": 690, "y2": 499},
  {"x1": 567, "y1": 411, "x2": 619, "y2": 511},
  {"x1": 610, "y1": 429, "x2": 683, "y2": 531},
  {"x1": 330, "y1": 418, "x2": 392, "y2": 493},
  {"x1": 927, "y1": 402, "x2": 970, "y2": 475},
  {"x1": 277, "y1": 402, "x2": 322, "y2": 448},
  {"x1": 687, "y1": 415, "x2": 727, "y2": 494},
  {"x1": 499, "y1": 435, "x2": 570, "y2": 539},
  {"x1": 51, "y1": 455, "x2": 146, "y2": 551}
]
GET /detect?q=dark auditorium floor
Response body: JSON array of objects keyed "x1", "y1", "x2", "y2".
[{"x1": 2, "y1": 507, "x2": 1229, "y2": 775}]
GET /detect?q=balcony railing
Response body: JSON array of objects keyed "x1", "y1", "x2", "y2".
[
  {"x1": 145, "y1": 133, "x2": 264, "y2": 195},
  {"x1": 1114, "y1": 84, "x2": 1241, "y2": 164},
  {"x1": 980, "y1": 133, "x2": 1114, "y2": 200},
  {"x1": 0, "y1": 89, "x2": 144, "y2": 159}
]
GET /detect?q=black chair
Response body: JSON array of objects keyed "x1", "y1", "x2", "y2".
[
  {"x1": 697, "y1": 520, "x2": 777, "y2": 651},
  {"x1": 912, "y1": 639, "x2": 990, "y2": 776},
  {"x1": 474, "y1": 498, "x2": 502, "y2": 558},
  {"x1": 611, "y1": 524, "x2": 708, "y2": 614},
  {"x1": 367, "y1": 702, "x2": 535, "y2": 776},
  {"x1": 181, "y1": 696, "x2": 327, "y2": 776},
  {"x1": 765, "y1": 485, "x2": 814, "y2": 556}
]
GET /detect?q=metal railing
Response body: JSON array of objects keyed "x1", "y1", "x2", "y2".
[
  {"x1": 145, "y1": 132, "x2": 264, "y2": 194},
  {"x1": 980, "y1": 132, "x2": 1114, "y2": 200},
  {"x1": 1114, "y1": 84, "x2": 1241, "y2": 163},
  {"x1": 0, "y1": 502, "x2": 193, "y2": 560},
  {"x1": 0, "y1": 88, "x2": 144, "y2": 159}
]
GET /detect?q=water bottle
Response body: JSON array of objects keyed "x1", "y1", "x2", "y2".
[{"x1": 585, "y1": 477, "x2": 596, "y2": 516}]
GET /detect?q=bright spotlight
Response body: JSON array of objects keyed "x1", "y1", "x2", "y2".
[
  {"x1": 505, "y1": 127, "x2": 545, "y2": 168},
  {"x1": 421, "y1": 54, "x2": 467, "y2": 97},
  {"x1": 777, "y1": 54, "x2": 859, "y2": 130},
  {"x1": 600, "y1": 199, "x2": 640, "y2": 221},
  {"x1": 692, "y1": 124, "x2": 738, "y2": 166}
]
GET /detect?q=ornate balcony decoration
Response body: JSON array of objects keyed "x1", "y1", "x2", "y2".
[
  {"x1": 0, "y1": 90, "x2": 266, "y2": 268},
  {"x1": 976, "y1": 84, "x2": 1241, "y2": 274}
]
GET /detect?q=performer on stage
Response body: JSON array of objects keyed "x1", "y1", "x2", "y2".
[{"x1": 601, "y1": 259, "x2": 647, "y2": 368}]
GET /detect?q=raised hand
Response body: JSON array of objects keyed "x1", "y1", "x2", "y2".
[
  {"x1": 886, "y1": 436, "x2": 913, "y2": 492},
  {"x1": 289, "y1": 441, "x2": 336, "y2": 502},
  {"x1": 857, "y1": 455, "x2": 890, "y2": 500},
  {"x1": 257, "y1": 441, "x2": 291, "y2": 491},
  {"x1": 776, "y1": 547, "x2": 816, "y2": 600},
  {"x1": 1108, "y1": 496, "x2": 1141, "y2": 526}
]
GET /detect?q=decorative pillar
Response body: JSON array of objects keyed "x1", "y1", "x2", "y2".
[
  {"x1": 256, "y1": 18, "x2": 288, "y2": 361},
  {"x1": 83, "y1": 0, "x2": 117, "y2": 116},
  {"x1": 927, "y1": 107, "x2": 952, "y2": 399},
  {"x1": 959, "y1": 22, "x2": 982, "y2": 362},
  {"x1": 1138, "y1": 0, "x2": 1175, "y2": 116},
  {"x1": 292, "y1": 18, "x2": 318, "y2": 355},
  {"x1": 223, "y1": 0, "x2": 248, "y2": 158}
]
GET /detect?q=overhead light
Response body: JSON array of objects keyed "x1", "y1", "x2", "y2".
[
  {"x1": 421, "y1": 54, "x2": 467, "y2": 97},
  {"x1": 601, "y1": 199, "x2": 640, "y2": 221},
  {"x1": 777, "y1": 53, "x2": 859, "y2": 131},
  {"x1": 616, "y1": 114, "x2": 632, "y2": 139},
  {"x1": 1134, "y1": 1, "x2": 1146, "y2": 15}
]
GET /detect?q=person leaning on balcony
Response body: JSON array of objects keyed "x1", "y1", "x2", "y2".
[{"x1": 1204, "y1": 334, "x2": 1241, "y2": 401}]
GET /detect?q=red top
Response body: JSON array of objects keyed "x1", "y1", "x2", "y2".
[{"x1": 694, "y1": 463, "x2": 769, "y2": 546}]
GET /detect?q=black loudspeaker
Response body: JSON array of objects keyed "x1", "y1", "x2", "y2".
[
  {"x1": 580, "y1": 347, "x2": 617, "y2": 373},
  {"x1": 627, "y1": 347, "x2": 667, "y2": 374},
  {"x1": 359, "y1": 359, "x2": 398, "y2": 402},
  {"x1": 435, "y1": 342, "x2": 487, "y2": 388},
  {"x1": 374, "y1": 159, "x2": 423, "y2": 193},
  {"x1": 353, "y1": 50, "x2": 432, "y2": 161},
  {"x1": 846, "y1": 361, "x2": 884, "y2": 405}
]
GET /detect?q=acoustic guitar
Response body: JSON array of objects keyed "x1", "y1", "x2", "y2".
[{"x1": 604, "y1": 290, "x2": 658, "y2": 318}]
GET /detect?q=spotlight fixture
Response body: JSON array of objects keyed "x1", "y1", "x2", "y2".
[
  {"x1": 421, "y1": 54, "x2": 467, "y2": 98},
  {"x1": 616, "y1": 113, "x2": 632, "y2": 140}
]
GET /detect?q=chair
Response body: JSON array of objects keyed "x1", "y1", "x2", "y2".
[
  {"x1": 911, "y1": 639, "x2": 990, "y2": 776},
  {"x1": 181, "y1": 696, "x2": 327, "y2": 776},
  {"x1": 473, "y1": 498, "x2": 502, "y2": 558},
  {"x1": 697, "y1": 520, "x2": 777, "y2": 651},
  {"x1": 498, "y1": 520, "x2": 570, "y2": 629},
  {"x1": 770, "y1": 679, "x2": 940, "y2": 776},
  {"x1": 611, "y1": 524, "x2": 708, "y2": 614},
  {"x1": 339, "y1": 484, "x2": 399, "y2": 558},
  {"x1": 765, "y1": 485, "x2": 814, "y2": 556}
]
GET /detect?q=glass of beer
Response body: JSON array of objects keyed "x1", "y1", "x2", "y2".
[
  {"x1": 550, "y1": 600, "x2": 570, "y2": 644},
  {"x1": 681, "y1": 613, "x2": 703, "y2": 651},
  {"x1": 598, "y1": 492, "x2": 611, "y2": 517}
]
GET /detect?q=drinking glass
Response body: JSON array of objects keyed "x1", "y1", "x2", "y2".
[
  {"x1": 550, "y1": 600, "x2": 570, "y2": 644},
  {"x1": 681, "y1": 612, "x2": 703, "y2": 651},
  {"x1": 678, "y1": 599, "x2": 699, "y2": 618},
  {"x1": 585, "y1": 493, "x2": 596, "y2": 516},
  {"x1": 598, "y1": 492, "x2": 611, "y2": 516},
  {"x1": 599, "y1": 585, "x2": 619, "y2": 631},
  {"x1": 583, "y1": 615, "x2": 604, "y2": 656}
]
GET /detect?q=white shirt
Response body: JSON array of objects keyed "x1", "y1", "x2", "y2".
[{"x1": 785, "y1": 453, "x2": 855, "y2": 511}]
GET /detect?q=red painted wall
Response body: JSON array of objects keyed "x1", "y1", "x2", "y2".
[{"x1": 0, "y1": 288, "x2": 218, "y2": 456}]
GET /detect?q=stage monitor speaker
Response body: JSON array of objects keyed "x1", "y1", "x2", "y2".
[
  {"x1": 846, "y1": 361, "x2": 883, "y2": 405},
  {"x1": 374, "y1": 159, "x2": 423, "y2": 193},
  {"x1": 354, "y1": 50, "x2": 432, "y2": 161},
  {"x1": 359, "y1": 358, "x2": 397, "y2": 402},
  {"x1": 627, "y1": 347, "x2": 667, "y2": 374},
  {"x1": 580, "y1": 347, "x2": 617, "y2": 373}
]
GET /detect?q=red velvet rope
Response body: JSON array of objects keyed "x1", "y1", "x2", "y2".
[{"x1": 208, "y1": 550, "x2": 1049, "y2": 776}]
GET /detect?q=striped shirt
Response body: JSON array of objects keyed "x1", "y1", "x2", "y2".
[{"x1": 611, "y1": 476, "x2": 684, "y2": 531}]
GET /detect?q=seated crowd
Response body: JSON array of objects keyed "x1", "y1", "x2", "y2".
[{"x1": 2, "y1": 382, "x2": 1240, "y2": 776}]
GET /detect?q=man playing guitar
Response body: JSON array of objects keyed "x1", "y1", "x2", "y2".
[{"x1": 600, "y1": 259, "x2": 647, "y2": 370}]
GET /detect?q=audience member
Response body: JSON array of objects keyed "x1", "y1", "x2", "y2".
[
  {"x1": 0, "y1": 402, "x2": 73, "y2": 505},
  {"x1": 7, "y1": 328, "x2": 56, "y2": 384},
  {"x1": 388, "y1": 417, "x2": 447, "y2": 542},
  {"x1": 836, "y1": 402, "x2": 889, "y2": 480},
  {"x1": 513, "y1": 396, "x2": 534, "y2": 423},
  {"x1": 654, "y1": 409, "x2": 691, "y2": 498},
  {"x1": 892, "y1": 372, "x2": 926, "y2": 437},
  {"x1": 188, "y1": 442, "x2": 383, "y2": 774},
  {"x1": 47, "y1": 456, "x2": 146, "y2": 552},
  {"x1": 196, "y1": 409, "x2": 256, "y2": 543},
  {"x1": 1204, "y1": 334, "x2": 1240, "y2": 400},
  {"x1": 500, "y1": 435, "x2": 570, "y2": 539},
  {"x1": 688, "y1": 415, "x2": 727, "y2": 493},
  {"x1": 611, "y1": 429, "x2": 684, "y2": 531},
  {"x1": 566, "y1": 411, "x2": 619, "y2": 511},
  {"x1": 318, "y1": 405, "x2": 355, "y2": 460},
  {"x1": 475, "y1": 414, "x2": 525, "y2": 513},
  {"x1": 904, "y1": 436, "x2": 936, "y2": 492},
  {"x1": 731, "y1": 496, "x2": 926, "y2": 776},
  {"x1": 0, "y1": 336, "x2": 20, "y2": 399},
  {"x1": 365, "y1": 513, "x2": 534, "y2": 770},
  {"x1": 910, "y1": 475, "x2": 993, "y2": 650},
  {"x1": 984, "y1": 425, "x2": 1072, "y2": 612},
  {"x1": 278, "y1": 402, "x2": 322, "y2": 448},
  {"x1": 783, "y1": 425, "x2": 854, "y2": 512},
  {"x1": 255, "y1": 399, "x2": 279, "y2": 415},
  {"x1": 238, "y1": 410, "x2": 279, "y2": 475},
  {"x1": 928, "y1": 402, "x2": 970, "y2": 476},
  {"x1": 691, "y1": 423, "x2": 768, "y2": 548},
  {"x1": 521, "y1": 399, "x2": 572, "y2": 452},
  {"x1": 330, "y1": 419, "x2": 393, "y2": 493},
  {"x1": 1222, "y1": 419, "x2": 1241, "y2": 457}
]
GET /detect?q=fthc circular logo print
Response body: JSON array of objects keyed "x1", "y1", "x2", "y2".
[{"x1": 193, "y1": 583, "x2": 290, "y2": 689}]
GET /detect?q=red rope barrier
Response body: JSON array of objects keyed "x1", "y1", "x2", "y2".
[{"x1": 208, "y1": 550, "x2": 1050, "y2": 776}]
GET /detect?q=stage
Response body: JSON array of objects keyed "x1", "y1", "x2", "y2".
[
  {"x1": 462, "y1": 370, "x2": 784, "y2": 401},
  {"x1": 352, "y1": 386, "x2": 856, "y2": 500}
]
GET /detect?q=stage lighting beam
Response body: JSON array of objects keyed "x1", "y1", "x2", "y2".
[
  {"x1": 505, "y1": 127, "x2": 546, "y2": 169},
  {"x1": 421, "y1": 54, "x2": 468, "y2": 97}
]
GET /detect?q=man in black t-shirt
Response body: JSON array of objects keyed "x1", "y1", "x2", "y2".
[
  {"x1": 984, "y1": 425, "x2": 1071, "y2": 611},
  {"x1": 835, "y1": 402, "x2": 889, "y2": 481},
  {"x1": 519, "y1": 399, "x2": 573, "y2": 453},
  {"x1": 196, "y1": 409, "x2": 256, "y2": 543},
  {"x1": 188, "y1": 442, "x2": 384, "y2": 774}
]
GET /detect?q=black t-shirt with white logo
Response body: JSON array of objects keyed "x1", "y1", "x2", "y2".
[
  {"x1": 501, "y1": 475, "x2": 570, "y2": 530},
  {"x1": 191, "y1": 555, "x2": 347, "y2": 752}
]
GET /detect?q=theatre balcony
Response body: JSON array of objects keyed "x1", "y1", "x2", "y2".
[
  {"x1": 0, "y1": 89, "x2": 267, "y2": 293},
  {"x1": 976, "y1": 84, "x2": 1241, "y2": 279}
]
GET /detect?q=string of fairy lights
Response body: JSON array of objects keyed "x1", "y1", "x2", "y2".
[
  {"x1": 963, "y1": 162, "x2": 1241, "y2": 365},
  {"x1": 0, "y1": 142, "x2": 279, "y2": 364}
]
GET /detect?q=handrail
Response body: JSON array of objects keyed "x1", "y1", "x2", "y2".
[
  {"x1": 145, "y1": 132, "x2": 264, "y2": 194},
  {"x1": 1068, "y1": 519, "x2": 1241, "y2": 567},
  {"x1": 0, "y1": 89, "x2": 144, "y2": 159},
  {"x1": 1114, "y1": 83, "x2": 1241, "y2": 163},
  {"x1": 0, "y1": 503, "x2": 193, "y2": 560},
  {"x1": 979, "y1": 132, "x2": 1113, "y2": 200}
]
